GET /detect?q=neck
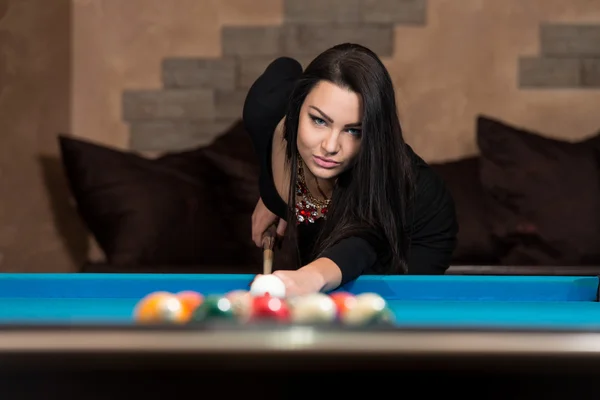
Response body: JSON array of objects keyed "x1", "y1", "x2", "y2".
[{"x1": 300, "y1": 159, "x2": 334, "y2": 200}]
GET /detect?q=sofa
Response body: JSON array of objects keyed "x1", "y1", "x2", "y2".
[{"x1": 58, "y1": 115, "x2": 600, "y2": 276}]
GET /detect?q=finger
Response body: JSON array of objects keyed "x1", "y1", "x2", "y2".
[
  {"x1": 274, "y1": 219, "x2": 287, "y2": 249},
  {"x1": 273, "y1": 273, "x2": 296, "y2": 297},
  {"x1": 272, "y1": 271, "x2": 283, "y2": 278},
  {"x1": 276, "y1": 219, "x2": 287, "y2": 237},
  {"x1": 252, "y1": 222, "x2": 266, "y2": 247},
  {"x1": 252, "y1": 228, "x2": 262, "y2": 247},
  {"x1": 272, "y1": 270, "x2": 292, "y2": 285}
]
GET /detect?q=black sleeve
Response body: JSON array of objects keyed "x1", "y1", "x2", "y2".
[
  {"x1": 242, "y1": 57, "x2": 303, "y2": 219},
  {"x1": 320, "y1": 237, "x2": 378, "y2": 286},
  {"x1": 405, "y1": 163, "x2": 459, "y2": 275},
  {"x1": 318, "y1": 160, "x2": 458, "y2": 285}
]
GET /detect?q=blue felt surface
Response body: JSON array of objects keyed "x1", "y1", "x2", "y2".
[
  {"x1": 389, "y1": 301, "x2": 600, "y2": 329},
  {"x1": 0, "y1": 274, "x2": 598, "y2": 328},
  {"x1": 0, "y1": 299, "x2": 599, "y2": 330},
  {"x1": 0, "y1": 274, "x2": 596, "y2": 301}
]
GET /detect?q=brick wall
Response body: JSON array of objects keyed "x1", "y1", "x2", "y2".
[
  {"x1": 122, "y1": 0, "x2": 427, "y2": 152},
  {"x1": 122, "y1": 1, "x2": 600, "y2": 153},
  {"x1": 520, "y1": 24, "x2": 600, "y2": 88}
]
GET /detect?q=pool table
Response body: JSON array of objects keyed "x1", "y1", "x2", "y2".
[{"x1": 3, "y1": 273, "x2": 600, "y2": 398}]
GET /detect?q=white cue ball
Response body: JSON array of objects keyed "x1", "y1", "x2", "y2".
[
  {"x1": 249, "y1": 274, "x2": 286, "y2": 298},
  {"x1": 290, "y1": 293, "x2": 337, "y2": 324},
  {"x1": 341, "y1": 292, "x2": 390, "y2": 326}
]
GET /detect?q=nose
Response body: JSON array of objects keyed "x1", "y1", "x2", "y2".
[{"x1": 321, "y1": 130, "x2": 340, "y2": 155}]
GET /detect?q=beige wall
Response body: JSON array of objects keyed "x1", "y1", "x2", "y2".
[
  {"x1": 72, "y1": 0, "x2": 282, "y2": 149},
  {"x1": 390, "y1": 0, "x2": 600, "y2": 161},
  {"x1": 73, "y1": 0, "x2": 600, "y2": 161},
  {"x1": 2, "y1": 0, "x2": 600, "y2": 272},
  {"x1": 0, "y1": 0, "x2": 85, "y2": 272}
]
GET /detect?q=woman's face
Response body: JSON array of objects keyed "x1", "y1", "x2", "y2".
[{"x1": 297, "y1": 80, "x2": 363, "y2": 183}]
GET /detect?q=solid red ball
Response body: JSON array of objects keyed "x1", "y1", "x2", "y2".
[{"x1": 249, "y1": 295, "x2": 290, "y2": 322}]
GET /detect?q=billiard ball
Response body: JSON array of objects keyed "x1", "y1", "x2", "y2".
[
  {"x1": 341, "y1": 292, "x2": 394, "y2": 326},
  {"x1": 249, "y1": 274, "x2": 286, "y2": 298},
  {"x1": 249, "y1": 295, "x2": 290, "y2": 323},
  {"x1": 176, "y1": 291, "x2": 204, "y2": 321},
  {"x1": 134, "y1": 291, "x2": 186, "y2": 324},
  {"x1": 190, "y1": 295, "x2": 235, "y2": 322},
  {"x1": 328, "y1": 292, "x2": 357, "y2": 320},
  {"x1": 226, "y1": 290, "x2": 253, "y2": 321},
  {"x1": 289, "y1": 293, "x2": 337, "y2": 324},
  {"x1": 176, "y1": 291, "x2": 203, "y2": 308}
]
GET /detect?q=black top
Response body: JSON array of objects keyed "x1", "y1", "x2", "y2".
[{"x1": 243, "y1": 57, "x2": 458, "y2": 286}]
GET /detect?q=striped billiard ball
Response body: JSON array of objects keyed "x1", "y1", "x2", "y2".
[
  {"x1": 226, "y1": 290, "x2": 253, "y2": 321},
  {"x1": 289, "y1": 293, "x2": 337, "y2": 324},
  {"x1": 341, "y1": 292, "x2": 395, "y2": 326}
]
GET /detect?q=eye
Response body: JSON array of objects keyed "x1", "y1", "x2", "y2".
[
  {"x1": 310, "y1": 115, "x2": 326, "y2": 126},
  {"x1": 347, "y1": 128, "x2": 362, "y2": 136}
]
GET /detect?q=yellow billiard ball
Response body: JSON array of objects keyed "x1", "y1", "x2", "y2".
[{"x1": 133, "y1": 291, "x2": 187, "y2": 324}]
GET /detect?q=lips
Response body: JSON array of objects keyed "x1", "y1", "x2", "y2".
[{"x1": 313, "y1": 155, "x2": 340, "y2": 169}]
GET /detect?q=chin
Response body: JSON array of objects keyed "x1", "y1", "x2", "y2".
[{"x1": 307, "y1": 164, "x2": 341, "y2": 180}]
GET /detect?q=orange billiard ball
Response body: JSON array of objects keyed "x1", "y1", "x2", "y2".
[
  {"x1": 329, "y1": 292, "x2": 357, "y2": 319},
  {"x1": 133, "y1": 291, "x2": 186, "y2": 324},
  {"x1": 176, "y1": 291, "x2": 204, "y2": 320}
]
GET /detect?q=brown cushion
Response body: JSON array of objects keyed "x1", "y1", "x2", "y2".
[
  {"x1": 477, "y1": 115, "x2": 600, "y2": 266},
  {"x1": 431, "y1": 157, "x2": 497, "y2": 265},
  {"x1": 59, "y1": 120, "x2": 263, "y2": 269}
]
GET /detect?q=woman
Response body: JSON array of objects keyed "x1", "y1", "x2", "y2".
[{"x1": 243, "y1": 43, "x2": 458, "y2": 297}]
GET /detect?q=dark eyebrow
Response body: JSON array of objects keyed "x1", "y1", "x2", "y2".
[{"x1": 309, "y1": 105, "x2": 362, "y2": 128}]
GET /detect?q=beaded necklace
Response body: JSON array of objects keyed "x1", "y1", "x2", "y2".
[{"x1": 295, "y1": 159, "x2": 331, "y2": 224}]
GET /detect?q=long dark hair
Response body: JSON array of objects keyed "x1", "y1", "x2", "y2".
[{"x1": 283, "y1": 43, "x2": 416, "y2": 274}]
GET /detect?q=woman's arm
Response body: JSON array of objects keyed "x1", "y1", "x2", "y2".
[
  {"x1": 295, "y1": 162, "x2": 458, "y2": 290},
  {"x1": 300, "y1": 236, "x2": 377, "y2": 291},
  {"x1": 243, "y1": 57, "x2": 303, "y2": 219},
  {"x1": 405, "y1": 162, "x2": 458, "y2": 274},
  {"x1": 302, "y1": 236, "x2": 378, "y2": 289},
  {"x1": 243, "y1": 57, "x2": 302, "y2": 151}
]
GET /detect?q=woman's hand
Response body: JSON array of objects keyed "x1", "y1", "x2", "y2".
[
  {"x1": 251, "y1": 259, "x2": 343, "y2": 297},
  {"x1": 265, "y1": 269, "x2": 325, "y2": 297},
  {"x1": 251, "y1": 197, "x2": 287, "y2": 247}
]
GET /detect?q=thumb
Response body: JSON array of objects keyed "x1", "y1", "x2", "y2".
[{"x1": 276, "y1": 218, "x2": 287, "y2": 237}]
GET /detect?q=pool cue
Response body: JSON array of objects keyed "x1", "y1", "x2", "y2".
[{"x1": 262, "y1": 225, "x2": 277, "y2": 275}]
